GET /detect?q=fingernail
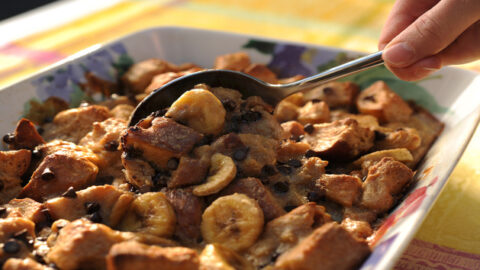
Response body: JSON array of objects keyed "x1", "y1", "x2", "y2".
[
  {"x1": 417, "y1": 56, "x2": 442, "y2": 72},
  {"x1": 378, "y1": 42, "x2": 387, "y2": 50},
  {"x1": 383, "y1": 42, "x2": 415, "y2": 67}
]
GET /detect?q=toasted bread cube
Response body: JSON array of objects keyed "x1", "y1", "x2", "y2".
[
  {"x1": 42, "y1": 105, "x2": 110, "y2": 143},
  {"x1": 243, "y1": 63, "x2": 278, "y2": 83},
  {"x1": 165, "y1": 189, "x2": 204, "y2": 243},
  {"x1": 305, "y1": 81, "x2": 359, "y2": 108},
  {"x1": 47, "y1": 219, "x2": 126, "y2": 270},
  {"x1": 214, "y1": 52, "x2": 251, "y2": 71},
  {"x1": 121, "y1": 117, "x2": 203, "y2": 170},
  {"x1": 20, "y1": 153, "x2": 98, "y2": 202},
  {"x1": 275, "y1": 222, "x2": 370, "y2": 270},
  {"x1": 4, "y1": 198, "x2": 45, "y2": 223},
  {"x1": 297, "y1": 101, "x2": 330, "y2": 124},
  {"x1": 9, "y1": 118, "x2": 45, "y2": 150},
  {"x1": 303, "y1": 118, "x2": 374, "y2": 159},
  {"x1": 44, "y1": 185, "x2": 134, "y2": 227},
  {"x1": 246, "y1": 203, "x2": 331, "y2": 268},
  {"x1": 220, "y1": 177, "x2": 285, "y2": 221},
  {"x1": 106, "y1": 241, "x2": 199, "y2": 270},
  {"x1": 3, "y1": 258, "x2": 50, "y2": 270},
  {"x1": 356, "y1": 81, "x2": 413, "y2": 123},
  {"x1": 316, "y1": 174, "x2": 362, "y2": 207},
  {"x1": 0, "y1": 150, "x2": 31, "y2": 204},
  {"x1": 361, "y1": 157, "x2": 414, "y2": 212}
]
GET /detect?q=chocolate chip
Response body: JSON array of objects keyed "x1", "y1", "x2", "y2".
[
  {"x1": 62, "y1": 187, "x2": 77, "y2": 199},
  {"x1": 311, "y1": 98, "x2": 322, "y2": 103},
  {"x1": 307, "y1": 191, "x2": 321, "y2": 202},
  {"x1": 86, "y1": 212, "x2": 103, "y2": 223},
  {"x1": 261, "y1": 165, "x2": 277, "y2": 177},
  {"x1": 305, "y1": 149, "x2": 319, "y2": 158},
  {"x1": 0, "y1": 207, "x2": 6, "y2": 216},
  {"x1": 31, "y1": 149, "x2": 42, "y2": 159},
  {"x1": 84, "y1": 202, "x2": 100, "y2": 214},
  {"x1": 303, "y1": 124, "x2": 314, "y2": 134},
  {"x1": 41, "y1": 168, "x2": 55, "y2": 181},
  {"x1": 287, "y1": 159, "x2": 302, "y2": 168},
  {"x1": 152, "y1": 173, "x2": 168, "y2": 189},
  {"x1": 222, "y1": 100, "x2": 237, "y2": 112},
  {"x1": 283, "y1": 205, "x2": 296, "y2": 212},
  {"x1": 33, "y1": 251, "x2": 46, "y2": 264},
  {"x1": 363, "y1": 95, "x2": 376, "y2": 102},
  {"x1": 44, "y1": 117, "x2": 53, "y2": 123},
  {"x1": 2, "y1": 133, "x2": 15, "y2": 144},
  {"x1": 242, "y1": 110, "x2": 262, "y2": 122},
  {"x1": 124, "y1": 146, "x2": 143, "y2": 159},
  {"x1": 40, "y1": 209, "x2": 53, "y2": 224},
  {"x1": 323, "y1": 87, "x2": 334, "y2": 95},
  {"x1": 195, "y1": 134, "x2": 214, "y2": 147},
  {"x1": 374, "y1": 130, "x2": 387, "y2": 141},
  {"x1": 0, "y1": 180, "x2": 4, "y2": 191},
  {"x1": 104, "y1": 140, "x2": 119, "y2": 152},
  {"x1": 271, "y1": 251, "x2": 280, "y2": 262},
  {"x1": 273, "y1": 181, "x2": 289, "y2": 193},
  {"x1": 36, "y1": 126, "x2": 44, "y2": 135},
  {"x1": 167, "y1": 158, "x2": 179, "y2": 170},
  {"x1": 276, "y1": 164, "x2": 292, "y2": 175},
  {"x1": 129, "y1": 126, "x2": 140, "y2": 132},
  {"x1": 13, "y1": 229, "x2": 32, "y2": 247},
  {"x1": 233, "y1": 147, "x2": 249, "y2": 161},
  {"x1": 3, "y1": 239, "x2": 20, "y2": 254}
]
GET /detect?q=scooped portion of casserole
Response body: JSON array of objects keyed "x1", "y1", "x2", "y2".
[{"x1": 0, "y1": 52, "x2": 443, "y2": 270}]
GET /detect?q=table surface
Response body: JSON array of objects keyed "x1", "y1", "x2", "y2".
[{"x1": 1, "y1": 1, "x2": 479, "y2": 269}]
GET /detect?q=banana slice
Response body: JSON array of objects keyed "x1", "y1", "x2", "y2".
[
  {"x1": 119, "y1": 192, "x2": 176, "y2": 238},
  {"x1": 166, "y1": 89, "x2": 226, "y2": 135},
  {"x1": 199, "y1": 244, "x2": 254, "y2": 270},
  {"x1": 201, "y1": 193, "x2": 264, "y2": 251},
  {"x1": 193, "y1": 153, "x2": 236, "y2": 196}
]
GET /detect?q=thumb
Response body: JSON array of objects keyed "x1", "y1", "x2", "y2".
[{"x1": 383, "y1": 0, "x2": 480, "y2": 68}]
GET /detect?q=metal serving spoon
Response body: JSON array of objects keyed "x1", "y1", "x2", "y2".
[{"x1": 128, "y1": 51, "x2": 383, "y2": 126}]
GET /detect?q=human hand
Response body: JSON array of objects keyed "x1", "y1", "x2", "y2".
[{"x1": 379, "y1": 0, "x2": 480, "y2": 81}]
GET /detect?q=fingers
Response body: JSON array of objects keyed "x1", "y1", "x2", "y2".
[
  {"x1": 438, "y1": 21, "x2": 480, "y2": 66},
  {"x1": 383, "y1": 0, "x2": 480, "y2": 69},
  {"x1": 385, "y1": 20, "x2": 480, "y2": 81},
  {"x1": 378, "y1": 0, "x2": 439, "y2": 50}
]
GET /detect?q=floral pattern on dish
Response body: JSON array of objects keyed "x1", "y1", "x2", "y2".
[{"x1": 23, "y1": 43, "x2": 133, "y2": 123}]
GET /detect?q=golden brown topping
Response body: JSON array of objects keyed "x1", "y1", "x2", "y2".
[
  {"x1": 243, "y1": 63, "x2": 278, "y2": 84},
  {"x1": 0, "y1": 150, "x2": 31, "y2": 204},
  {"x1": 316, "y1": 174, "x2": 363, "y2": 207},
  {"x1": 199, "y1": 244, "x2": 254, "y2": 270},
  {"x1": 46, "y1": 219, "x2": 126, "y2": 270},
  {"x1": 20, "y1": 153, "x2": 98, "y2": 202},
  {"x1": 297, "y1": 101, "x2": 330, "y2": 125},
  {"x1": 360, "y1": 157, "x2": 414, "y2": 212},
  {"x1": 356, "y1": 81, "x2": 413, "y2": 123},
  {"x1": 303, "y1": 118, "x2": 374, "y2": 159},
  {"x1": 121, "y1": 117, "x2": 203, "y2": 170},
  {"x1": 42, "y1": 105, "x2": 110, "y2": 143},
  {"x1": 107, "y1": 241, "x2": 200, "y2": 270},
  {"x1": 44, "y1": 185, "x2": 134, "y2": 227},
  {"x1": 274, "y1": 222, "x2": 370, "y2": 270},
  {"x1": 214, "y1": 52, "x2": 251, "y2": 71},
  {"x1": 8, "y1": 118, "x2": 45, "y2": 150},
  {"x1": 304, "y1": 81, "x2": 359, "y2": 108}
]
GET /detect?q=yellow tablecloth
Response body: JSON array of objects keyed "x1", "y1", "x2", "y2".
[{"x1": 1, "y1": 1, "x2": 479, "y2": 268}]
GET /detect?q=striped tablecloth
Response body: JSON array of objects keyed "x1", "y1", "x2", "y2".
[{"x1": 1, "y1": 1, "x2": 479, "y2": 268}]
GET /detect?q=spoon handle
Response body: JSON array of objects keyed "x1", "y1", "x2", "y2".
[{"x1": 279, "y1": 51, "x2": 384, "y2": 95}]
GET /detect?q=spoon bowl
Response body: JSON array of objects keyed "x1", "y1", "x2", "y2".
[{"x1": 129, "y1": 51, "x2": 383, "y2": 126}]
